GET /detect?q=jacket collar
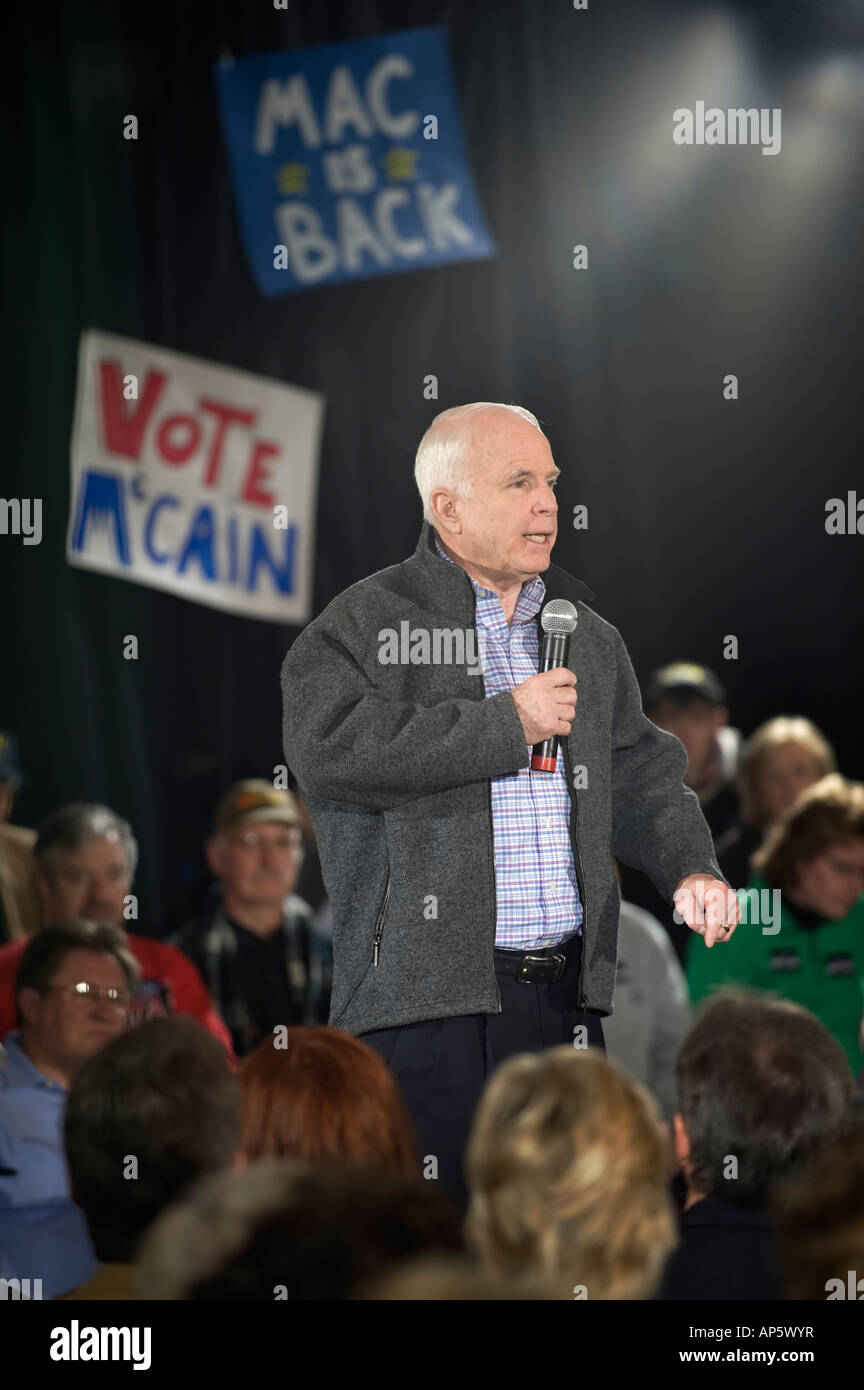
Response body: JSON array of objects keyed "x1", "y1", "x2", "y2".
[
  {"x1": 682, "y1": 1195, "x2": 774, "y2": 1229},
  {"x1": 204, "y1": 895, "x2": 313, "y2": 954},
  {"x1": 410, "y1": 521, "x2": 595, "y2": 613}
]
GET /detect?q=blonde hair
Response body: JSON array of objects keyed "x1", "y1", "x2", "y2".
[
  {"x1": 738, "y1": 717, "x2": 836, "y2": 827},
  {"x1": 465, "y1": 1047, "x2": 677, "y2": 1300},
  {"x1": 414, "y1": 402, "x2": 543, "y2": 526}
]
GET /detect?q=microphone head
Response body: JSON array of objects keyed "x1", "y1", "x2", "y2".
[{"x1": 540, "y1": 599, "x2": 578, "y2": 635}]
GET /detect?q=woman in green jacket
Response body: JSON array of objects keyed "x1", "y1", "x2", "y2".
[{"x1": 687, "y1": 774, "x2": 864, "y2": 1078}]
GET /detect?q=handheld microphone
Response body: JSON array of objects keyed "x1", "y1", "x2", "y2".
[{"x1": 531, "y1": 599, "x2": 578, "y2": 772}]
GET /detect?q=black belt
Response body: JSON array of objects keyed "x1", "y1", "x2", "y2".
[{"x1": 493, "y1": 942, "x2": 575, "y2": 984}]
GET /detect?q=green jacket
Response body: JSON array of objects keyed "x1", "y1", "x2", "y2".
[{"x1": 686, "y1": 871, "x2": 864, "y2": 1077}]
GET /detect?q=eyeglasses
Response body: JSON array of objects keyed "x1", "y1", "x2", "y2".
[
  {"x1": 226, "y1": 830, "x2": 303, "y2": 852},
  {"x1": 41, "y1": 982, "x2": 133, "y2": 1007}
]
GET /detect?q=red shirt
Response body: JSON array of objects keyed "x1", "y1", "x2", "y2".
[{"x1": 0, "y1": 934, "x2": 235, "y2": 1061}]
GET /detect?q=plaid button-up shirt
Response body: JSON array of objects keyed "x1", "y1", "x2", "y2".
[
  {"x1": 173, "y1": 894, "x2": 332, "y2": 1057},
  {"x1": 434, "y1": 532, "x2": 582, "y2": 949}
]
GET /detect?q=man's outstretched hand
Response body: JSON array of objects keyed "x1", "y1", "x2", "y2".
[{"x1": 673, "y1": 873, "x2": 741, "y2": 948}]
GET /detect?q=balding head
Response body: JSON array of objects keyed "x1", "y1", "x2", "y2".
[{"x1": 414, "y1": 403, "x2": 559, "y2": 588}]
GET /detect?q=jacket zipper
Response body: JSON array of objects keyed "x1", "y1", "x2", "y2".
[
  {"x1": 562, "y1": 738, "x2": 589, "y2": 1008},
  {"x1": 488, "y1": 778, "x2": 502, "y2": 1011},
  {"x1": 372, "y1": 877, "x2": 391, "y2": 966},
  {"x1": 475, "y1": 583, "x2": 502, "y2": 1011}
]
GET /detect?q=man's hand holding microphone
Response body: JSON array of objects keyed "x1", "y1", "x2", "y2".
[{"x1": 511, "y1": 669, "x2": 578, "y2": 747}]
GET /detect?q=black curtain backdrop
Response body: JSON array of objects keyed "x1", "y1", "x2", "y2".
[{"x1": 2, "y1": 0, "x2": 862, "y2": 934}]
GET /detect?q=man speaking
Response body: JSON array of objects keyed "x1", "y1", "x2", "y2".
[{"x1": 281, "y1": 402, "x2": 738, "y2": 1201}]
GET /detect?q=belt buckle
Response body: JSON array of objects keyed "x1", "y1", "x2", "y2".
[
  {"x1": 519, "y1": 953, "x2": 554, "y2": 983},
  {"x1": 518, "y1": 951, "x2": 567, "y2": 984},
  {"x1": 516, "y1": 956, "x2": 544, "y2": 989}
]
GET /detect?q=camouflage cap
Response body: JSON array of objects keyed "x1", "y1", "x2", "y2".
[{"x1": 212, "y1": 780, "x2": 302, "y2": 833}]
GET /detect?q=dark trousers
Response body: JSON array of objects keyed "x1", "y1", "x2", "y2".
[{"x1": 361, "y1": 933, "x2": 605, "y2": 1210}]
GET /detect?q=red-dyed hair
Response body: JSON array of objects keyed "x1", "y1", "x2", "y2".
[{"x1": 239, "y1": 1026, "x2": 420, "y2": 1176}]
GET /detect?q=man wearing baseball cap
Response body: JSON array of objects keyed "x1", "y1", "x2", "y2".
[
  {"x1": 620, "y1": 663, "x2": 742, "y2": 962},
  {"x1": 172, "y1": 781, "x2": 332, "y2": 1057},
  {"x1": 642, "y1": 663, "x2": 740, "y2": 841}
]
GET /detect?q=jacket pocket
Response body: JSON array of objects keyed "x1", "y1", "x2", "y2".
[{"x1": 372, "y1": 876, "x2": 391, "y2": 966}]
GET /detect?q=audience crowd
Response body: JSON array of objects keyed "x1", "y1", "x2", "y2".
[{"x1": 1, "y1": 665, "x2": 863, "y2": 1301}]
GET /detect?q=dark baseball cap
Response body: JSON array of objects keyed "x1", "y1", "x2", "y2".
[{"x1": 644, "y1": 662, "x2": 726, "y2": 711}]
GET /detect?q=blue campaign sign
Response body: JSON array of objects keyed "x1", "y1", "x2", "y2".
[{"x1": 214, "y1": 26, "x2": 496, "y2": 295}]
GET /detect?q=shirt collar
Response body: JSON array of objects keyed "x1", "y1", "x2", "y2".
[
  {"x1": 0, "y1": 1032, "x2": 66, "y2": 1093},
  {"x1": 432, "y1": 530, "x2": 546, "y2": 624}
]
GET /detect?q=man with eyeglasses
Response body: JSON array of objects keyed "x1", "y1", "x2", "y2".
[
  {"x1": 0, "y1": 922, "x2": 136, "y2": 1209},
  {"x1": 0, "y1": 803, "x2": 233, "y2": 1055},
  {"x1": 172, "y1": 781, "x2": 332, "y2": 1057}
]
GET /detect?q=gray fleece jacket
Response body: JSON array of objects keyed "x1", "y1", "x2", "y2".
[{"x1": 280, "y1": 521, "x2": 722, "y2": 1036}]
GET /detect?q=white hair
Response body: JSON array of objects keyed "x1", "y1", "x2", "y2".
[{"x1": 414, "y1": 402, "x2": 544, "y2": 527}]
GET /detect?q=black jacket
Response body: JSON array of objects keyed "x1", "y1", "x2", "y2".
[{"x1": 658, "y1": 1195, "x2": 783, "y2": 1300}]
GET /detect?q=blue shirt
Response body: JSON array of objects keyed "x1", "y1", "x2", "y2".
[
  {"x1": 0, "y1": 1197, "x2": 97, "y2": 1298},
  {"x1": 433, "y1": 531, "x2": 583, "y2": 949},
  {"x1": 0, "y1": 1033, "x2": 70, "y2": 1207}
]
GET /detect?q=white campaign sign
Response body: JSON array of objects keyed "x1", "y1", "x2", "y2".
[{"x1": 67, "y1": 329, "x2": 324, "y2": 623}]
